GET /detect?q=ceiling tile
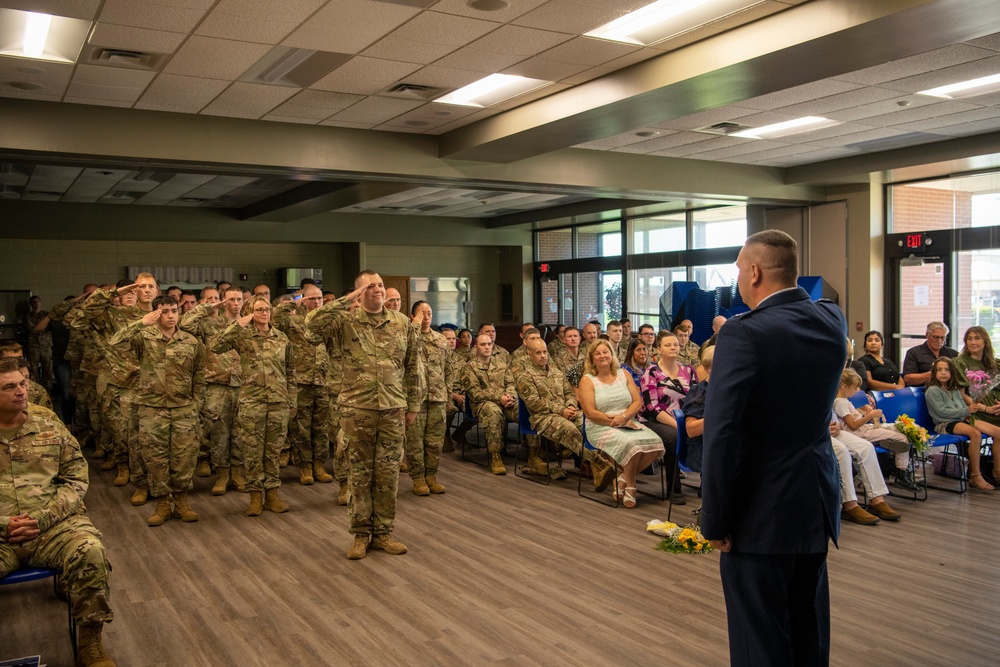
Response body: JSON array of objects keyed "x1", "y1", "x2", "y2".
[
  {"x1": 774, "y1": 121, "x2": 877, "y2": 143},
  {"x1": 200, "y1": 81, "x2": 299, "y2": 119},
  {"x1": 311, "y1": 56, "x2": 422, "y2": 95},
  {"x1": 720, "y1": 143, "x2": 821, "y2": 162},
  {"x1": 672, "y1": 139, "x2": 789, "y2": 161},
  {"x1": 772, "y1": 85, "x2": 903, "y2": 117},
  {"x1": 575, "y1": 128, "x2": 677, "y2": 150},
  {"x1": 0, "y1": 56, "x2": 72, "y2": 97},
  {"x1": 163, "y1": 36, "x2": 272, "y2": 80},
  {"x1": 62, "y1": 96, "x2": 136, "y2": 108},
  {"x1": 88, "y1": 23, "x2": 187, "y2": 54},
  {"x1": 764, "y1": 146, "x2": 859, "y2": 166},
  {"x1": 99, "y1": 0, "x2": 209, "y2": 33},
  {"x1": 929, "y1": 116, "x2": 1000, "y2": 137},
  {"x1": 194, "y1": 13, "x2": 297, "y2": 45},
  {"x1": 361, "y1": 35, "x2": 463, "y2": 65},
  {"x1": 432, "y1": 48, "x2": 525, "y2": 74},
  {"x1": 613, "y1": 131, "x2": 715, "y2": 154},
  {"x1": 833, "y1": 44, "x2": 999, "y2": 86},
  {"x1": 282, "y1": 0, "x2": 421, "y2": 54},
  {"x1": 317, "y1": 119, "x2": 377, "y2": 129},
  {"x1": 888, "y1": 107, "x2": 1000, "y2": 133},
  {"x1": 462, "y1": 25, "x2": 574, "y2": 58},
  {"x1": 663, "y1": 135, "x2": 757, "y2": 157},
  {"x1": 423, "y1": 107, "x2": 502, "y2": 134},
  {"x1": 738, "y1": 79, "x2": 862, "y2": 110},
  {"x1": 261, "y1": 115, "x2": 321, "y2": 125},
  {"x1": 875, "y1": 54, "x2": 1000, "y2": 94},
  {"x1": 66, "y1": 64, "x2": 156, "y2": 102},
  {"x1": 269, "y1": 89, "x2": 365, "y2": 119},
  {"x1": 651, "y1": 105, "x2": 758, "y2": 131},
  {"x1": 730, "y1": 110, "x2": 803, "y2": 128},
  {"x1": 513, "y1": 0, "x2": 650, "y2": 35},
  {"x1": 0, "y1": 0, "x2": 101, "y2": 20},
  {"x1": 389, "y1": 11, "x2": 500, "y2": 47},
  {"x1": 857, "y1": 100, "x2": 982, "y2": 127},
  {"x1": 328, "y1": 96, "x2": 425, "y2": 124},
  {"x1": 965, "y1": 32, "x2": 1000, "y2": 52},
  {"x1": 404, "y1": 64, "x2": 489, "y2": 89},
  {"x1": 537, "y1": 36, "x2": 639, "y2": 67},
  {"x1": 501, "y1": 57, "x2": 590, "y2": 82},
  {"x1": 0, "y1": 88, "x2": 63, "y2": 102},
  {"x1": 430, "y1": 0, "x2": 549, "y2": 23},
  {"x1": 493, "y1": 82, "x2": 570, "y2": 109},
  {"x1": 134, "y1": 74, "x2": 230, "y2": 113},
  {"x1": 647, "y1": 0, "x2": 792, "y2": 53},
  {"x1": 823, "y1": 92, "x2": 941, "y2": 123},
  {"x1": 805, "y1": 126, "x2": 920, "y2": 149},
  {"x1": 559, "y1": 46, "x2": 661, "y2": 85}
]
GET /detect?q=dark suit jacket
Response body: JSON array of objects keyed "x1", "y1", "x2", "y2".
[{"x1": 701, "y1": 287, "x2": 845, "y2": 554}]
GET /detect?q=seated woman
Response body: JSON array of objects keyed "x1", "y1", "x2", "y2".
[
  {"x1": 578, "y1": 340, "x2": 665, "y2": 509},
  {"x1": 829, "y1": 419, "x2": 901, "y2": 524},
  {"x1": 640, "y1": 331, "x2": 696, "y2": 504},
  {"x1": 622, "y1": 338, "x2": 650, "y2": 387},
  {"x1": 834, "y1": 369, "x2": 919, "y2": 492},
  {"x1": 953, "y1": 326, "x2": 1000, "y2": 430},
  {"x1": 857, "y1": 330, "x2": 905, "y2": 391},
  {"x1": 454, "y1": 328, "x2": 474, "y2": 362},
  {"x1": 925, "y1": 356, "x2": 1000, "y2": 491}
]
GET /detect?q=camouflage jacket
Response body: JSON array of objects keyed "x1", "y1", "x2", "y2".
[
  {"x1": 212, "y1": 323, "x2": 297, "y2": 406},
  {"x1": 25, "y1": 310, "x2": 52, "y2": 347},
  {"x1": 509, "y1": 345, "x2": 532, "y2": 377},
  {"x1": 48, "y1": 299, "x2": 86, "y2": 366},
  {"x1": 550, "y1": 345, "x2": 585, "y2": 375},
  {"x1": 272, "y1": 302, "x2": 327, "y2": 387},
  {"x1": 28, "y1": 380, "x2": 53, "y2": 410},
  {"x1": 515, "y1": 362, "x2": 578, "y2": 429},
  {"x1": 306, "y1": 296, "x2": 421, "y2": 412},
  {"x1": 460, "y1": 355, "x2": 515, "y2": 411},
  {"x1": 180, "y1": 303, "x2": 241, "y2": 386},
  {"x1": 414, "y1": 326, "x2": 454, "y2": 404},
  {"x1": 678, "y1": 341, "x2": 700, "y2": 367},
  {"x1": 75, "y1": 288, "x2": 143, "y2": 388},
  {"x1": 492, "y1": 344, "x2": 511, "y2": 365},
  {"x1": 0, "y1": 405, "x2": 88, "y2": 540},
  {"x1": 110, "y1": 321, "x2": 206, "y2": 408}
]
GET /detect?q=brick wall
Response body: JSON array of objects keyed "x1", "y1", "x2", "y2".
[
  {"x1": 538, "y1": 229, "x2": 571, "y2": 261},
  {"x1": 892, "y1": 185, "x2": 973, "y2": 233}
]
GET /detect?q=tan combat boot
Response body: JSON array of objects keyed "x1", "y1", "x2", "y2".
[
  {"x1": 371, "y1": 533, "x2": 407, "y2": 555},
  {"x1": 346, "y1": 534, "x2": 370, "y2": 560},
  {"x1": 93, "y1": 445, "x2": 105, "y2": 459},
  {"x1": 279, "y1": 450, "x2": 290, "y2": 467},
  {"x1": 147, "y1": 496, "x2": 172, "y2": 527},
  {"x1": 195, "y1": 459, "x2": 212, "y2": 477},
  {"x1": 230, "y1": 466, "x2": 248, "y2": 493},
  {"x1": 399, "y1": 458, "x2": 409, "y2": 473},
  {"x1": 77, "y1": 623, "x2": 116, "y2": 667},
  {"x1": 337, "y1": 480, "x2": 349, "y2": 506},
  {"x1": 113, "y1": 463, "x2": 129, "y2": 487},
  {"x1": 524, "y1": 453, "x2": 549, "y2": 476},
  {"x1": 590, "y1": 457, "x2": 616, "y2": 492},
  {"x1": 412, "y1": 476, "x2": 431, "y2": 496},
  {"x1": 299, "y1": 465, "x2": 314, "y2": 485},
  {"x1": 425, "y1": 475, "x2": 446, "y2": 494},
  {"x1": 442, "y1": 431, "x2": 455, "y2": 453},
  {"x1": 171, "y1": 492, "x2": 199, "y2": 522},
  {"x1": 264, "y1": 487, "x2": 289, "y2": 513},
  {"x1": 211, "y1": 467, "x2": 230, "y2": 496},
  {"x1": 130, "y1": 484, "x2": 148, "y2": 507},
  {"x1": 246, "y1": 491, "x2": 263, "y2": 516},
  {"x1": 490, "y1": 453, "x2": 507, "y2": 475},
  {"x1": 100, "y1": 458, "x2": 116, "y2": 471},
  {"x1": 313, "y1": 460, "x2": 333, "y2": 483}
]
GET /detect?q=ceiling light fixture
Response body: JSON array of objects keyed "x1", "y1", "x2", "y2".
[
  {"x1": 434, "y1": 73, "x2": 550, "y2": 108},
  {"x1": 917, "y1": 73, "x2": 1000, "y2": 99},
  {"x1": 586, "y1": 0, "x2": 760, "y2": 46},
  {"x1": 0, "y1": 8, "x2": 92, "y2": 63},
  {"x1": 730, "y1": 116, "x2": 840, "y2": 139},
  {"x1": 22, "y1": 12, "x2": 50, "y2": 58}
]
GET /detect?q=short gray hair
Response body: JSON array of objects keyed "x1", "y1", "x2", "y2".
[{"x1": 926, "y1": 321, "x2": 949, "y2": 336}]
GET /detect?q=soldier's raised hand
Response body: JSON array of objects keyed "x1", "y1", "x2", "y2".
[
  {"x1": 117, "y1": 282, "x2": 140, "y2": 295},
  {"x1": 237, "y1": 313, "x2": 254, "y2": 327},
  {"x1": 141, "y1": 309, "x2": 162, "y2": 326}
]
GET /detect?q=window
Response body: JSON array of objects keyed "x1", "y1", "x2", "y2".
[
  {"x1": 890, "y1": 172, "x2": 1000, "y2": 233},
  {"x1": 955, "y1": 249, "x2": 1000, "y2": 342},
  {"x1": 576, "y1": 221, "x2": 621, "y2": 259},
  {"x1": 538, "y1": 229, "x2": 572, "y2": 261},
  {"x1": 627, "y1": 267, "x2": 686, "y2": 327},
  {"x1": 574, "y1": 271, "x2": 622, "y2": 326},
  {"x1": 691, "y1": 263, "x2": 739, "y2": 290},
  {"x1": 692, "y1": 206, "x2": 747, "y2": 249},
  {"x1": 633, "y1": 213, "x2": 685, "y2": 253}
]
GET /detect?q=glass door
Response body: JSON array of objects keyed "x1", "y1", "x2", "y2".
[{"x1": 893, "y1": 256, "x2": 951, "y2": 362}]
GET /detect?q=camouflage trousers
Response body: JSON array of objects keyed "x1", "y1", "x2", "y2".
[
  {"x1": 341, "y1": 406, "x2": 404, "y2": 536},
  {"x1": 73, "y1": 371, "x2": 99, "y2": 442},
  {"x1": 0, "y1": 514, "x2": 113, "y2": 625},
  {"x1": 126, "y1": 401, "x2": 145, "y2": 488},
  {"x1": 289, "y1": 383, "x2": 330, "y2": 466},
  {"x1": 531, "y1": 412, "x2": 584, "y2": 456},
  {"x1": 405, "y1": 400, "x2": 445, "y2": 478},
  {"x1": 330, "y1": 401, "x2": 348, "y2": 483},
  {"x1": 137, "y1": 403, "x2": 201, "y2": 498},
  {"x1": 202, "y1": 384, "x2": 240, "y2": 470},
  {"x1": 234, "y1": 400, "x2": 289, "y2": 492},
  {"x1": 99, "y1": 384, "x2": 132, "y2": 466},
  {"x1": 472, "y1": 401, "x2": 518, "y2": 453},
  {"x1": 28, "y1": 341, "x2": 53, "y2": 390}
]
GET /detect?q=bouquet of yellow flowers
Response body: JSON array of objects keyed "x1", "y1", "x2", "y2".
[
  {"x1": 894, "y1": 414, "x2": 929, "y2": 454},
  {"x1": 646, "y1": 520, "x2": 713, "y2": 554}
]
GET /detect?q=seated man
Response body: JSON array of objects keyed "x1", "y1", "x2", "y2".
[
  {"x1": 902, "y1": 321, "x2": 958, "y2": 386},
  {"x1": 516, "y1": 339, "x2": 615, "y2": 489},
  {"x1": 0, "y1": 342, "x2": 53, "y2": 410},
  {"x1": 508, "y1": 326, "x2": 542, "y2": 376},
  {"x1": 460, "y1": 334, "x2": 517, "y2": 475},
  {"x1": 0, "y1": 358, "x2": 116, "y2": 666},
  {"x1": 829, "y1": 417, "x2": 901, "y2": 525}
]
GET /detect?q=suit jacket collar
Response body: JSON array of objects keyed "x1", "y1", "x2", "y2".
[{"x1": 753, "y1": 286, "x2": 809, "y2": 312}]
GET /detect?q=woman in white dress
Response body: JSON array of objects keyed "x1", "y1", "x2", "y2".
[{"x1": 578, "y1": 340, "x2": 665, "y2": 508}]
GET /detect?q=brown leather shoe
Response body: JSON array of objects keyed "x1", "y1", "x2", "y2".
[
  {"x1": 841, "y1": 505, "x2": 879, "y2": 525},
  {"x1": 866, "y1": 501, "x2": 901, "y2": 522}
]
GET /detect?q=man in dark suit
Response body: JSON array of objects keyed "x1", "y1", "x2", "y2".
[{"x1": 701, "y1": 230, "x2": 846, "y2": 667}]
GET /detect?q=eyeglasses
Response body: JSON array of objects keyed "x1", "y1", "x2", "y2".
[
  {"x1": 928, "y1": 335, "x2": 947, "y2": 341},
  {"x1": 254, "y1": 307, "x2": 271, "y2": 313}
]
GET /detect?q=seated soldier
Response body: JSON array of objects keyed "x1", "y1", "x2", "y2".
[
  {"x1": 516, "y1": 339, "x2": 615, "y2": 489},
  {"x1": 460, "y1": 334, "x2": 517, "y2": 475},
  {"x1": 0, "y1": 342, "x2": 53, "y2": 410},
  {"x1": 509, "y1": 326, "x2": 542, "y2": 375},
  {"x1": 0, "y1": 358, "x2": 116, "y2": 666}
]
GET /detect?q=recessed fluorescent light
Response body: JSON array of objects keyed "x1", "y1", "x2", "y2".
[
  {"x1": 917, "y1": 73, "x2": 1000, "y2": 99},
  {"x1": 586, "y1": 0, "x2": 762, "y2": 46},
  {"x1": 730, "y1": 116, "x2": 840, "y2": 139},
  {"x1": 0, "y1": 8, "x2": 92, "y2": 63},
  {"x1": 22, "y1": 12, "x2": 50, "y2": 58},
  {"x1": 434, "y1": 73, "x2": 550, "y2": 108}
]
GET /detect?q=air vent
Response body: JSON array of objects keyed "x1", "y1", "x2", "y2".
[
  {"x1": 242, "y1": 47, "x2": 351, "y2": 88},
  {"x1": 380, "y1": 83, "x2": 446, "y2": 100},
  {"x1": 694, "y1": 121, "x2": 754, "y2": 136},
  {"x1": 80, "y1": 45, "x2": 169, "y2": 71}
]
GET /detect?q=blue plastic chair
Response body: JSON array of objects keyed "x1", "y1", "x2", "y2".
[
  {"x1": 0, "y1": 567, "x2": 76, "y2": 659},
  {"x1": 514, "y1": 397, "x2": 552, "y2": 485},
  {"x1": 459, "y1": 394, "x2": 488, "y2": 468}
]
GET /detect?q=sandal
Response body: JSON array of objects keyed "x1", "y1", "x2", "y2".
[
  {"x1": 969, "y1": 473, "x2": 994, "y2": 491},
  {"x1": 622, "y1": 487, "x2": 637, "y2": 509},
  {"x1": 613, "y1": 478, "x2": 627, "y2": 501}
]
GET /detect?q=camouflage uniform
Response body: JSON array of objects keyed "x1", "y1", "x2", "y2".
[
  {"x1": 405, "y1": 326, "x2": 454, "y2": 480},
  {"x1": 273, "y1": 302, "x2": 329, "y2": 467},
  {"x1": 550, "y1": 344, "x2": 585, "y2": 376},
  {"x1": 508, "y1": 345, "x2": 533, "y2": 377},
  {"x1": 0, "y1": 405, "x2": 113, "y2": 625},
  {"x1": 28, "y1": 379, "x2": 53, "y2": 410},
  {"x1": 62, "y1": 305, "x2": 103, "y2": 445},
  {"x1": 180, "y1": 304, "x2": 243, "y2": 471},
  {"x1": 546, "y1": 337, "x2": 566, "y2": 358},
  {"x1": 515, "y1": 361, "x2": 584, "y2": 456},
  {"x1": 444, "y1": 349, "x2": 467, "y2": 446},
  {"x1": 492, "y1": 344, "x2": 511, "y2": 366},
  {"x1": 48, "y1": 299, "x2": 89, "y2": 435},
  {"x1": 110, "y1": 320, "x2": 206, "y2": 499},
  {"x1": 212, "y1": 323, "x2": 296, "y2": 492},
  {"x1": 25, "y1": 309, "x2": 54, "y2": 389},
  {"x1": 460, "y1": 355, "x2": 518, "y2": 454},
  {"x1": 307, "y1": 296, "x2": 421, "y2": 537}
]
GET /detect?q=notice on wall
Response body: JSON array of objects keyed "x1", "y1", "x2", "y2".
[{"x1": 914, "y1": 285, "x2": 929, "y2": 307}]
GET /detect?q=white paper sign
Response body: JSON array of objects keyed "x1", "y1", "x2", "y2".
[{"x1": 914, "y1": 285, "x2": 929, "y2": 307}]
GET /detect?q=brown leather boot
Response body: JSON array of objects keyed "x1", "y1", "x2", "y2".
[
  {"x1": 246, "y1": 491, "x2": 263, "y2": 516},
  {"x1": 93, "y1": 445, "x2": 106, "y2": 459},
  {"x1": 130, "y1": 484, "x2": 148, "y2": 507},
  {"x1": 299, "y1": 465, "x2": 314, "y2": 485},
  {"x1": 313, "y1": 460, "x2": 333, "y2": 483},
  {"x1": 230, "y1": 466, "x2": 248, "y2": 493},
  {"x1": 113, "y1": 463, "x2": 129, "y2": 487},
  {"x1": 77, "y1": 622, "x2": 116, "y2": 666},
  {"x1": 337, "y1": 480, "x2": 349, "y2": 506},
  {"x1": 412, "y1": 476, "x2": 430, "y2": 496},
  {"x1": 171, "y1": 492, "x2": 199, "y2": 522},
  {"x1": 279, "y1": 450, "x2": 290, "y2": 467},
  {"x1": 264, "y1": 487, "x2": 289, "y2": 513},
  {"x1": 195, "y1": 459, "x2": 212, "y2": 477},
  {"x1": 147, "y1": 496, "x2": 172, "y2": 527},
  {"x1": 425, "y1": 475, "x2": 446, "y2": 494},
  {"x1": 211, "y1": 467, "x2": 230, "y2": 496},
  {"x1": 100, "y1": 458, "x2": 116, "y2": 471}
]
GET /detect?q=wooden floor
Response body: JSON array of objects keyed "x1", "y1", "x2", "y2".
[{"x1": 3, "y1": 442, "x2": 1000, "y2": 667}]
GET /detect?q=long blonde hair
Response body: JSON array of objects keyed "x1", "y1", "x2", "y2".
[{"x1": 583, "y1": 339, "x2": 620, "y2": 377}]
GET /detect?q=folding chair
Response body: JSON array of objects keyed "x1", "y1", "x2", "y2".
[
  {"x1": 459, "y1": 395, "x2": 489, "y2": 469},
  {"x1": 577, "y1": 416, "x2": 620, "y2": 507},
  {"x1": 669, "y1": 409, "x2": 701, "y2": 522},
  {"x1": 513, "y1": 397, "x2": 552, "y2": 485},
  {"x1": 0, "y1": 567, "x2": 77, "y2": 660}
]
